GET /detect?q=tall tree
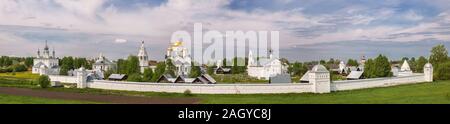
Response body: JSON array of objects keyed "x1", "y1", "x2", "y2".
[
  {"x1": 429, "y1": 44, "x2": 448, "y2": 65},
  {"x1": 151, "y1": 62, "x2": 166, "y2": 81},
  {"x1": 142, "y1": 68, "x2": 154, "y2": 82},
  {"x1": 189, "y1": 62, "x2": 202, "y2": 78},
  {"x1": 415, "y1": 56, "x2": 428, "y2": 73},
  {"x1": 347, "y1": 59, "x2": 359, "y2": 66},
  {"x1": 126, "y1": 56, "x2": 140, "y2": 75}
]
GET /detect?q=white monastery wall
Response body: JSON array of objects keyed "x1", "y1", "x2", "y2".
[
  {"x1": 331, "y1": 74, "x2": 425, "y2": 91},
  {"x1": 48, "y1": 75, "x2": 78, "y2": 84},
  {"x1": 89, "y1": 80, "x2": 313, "y2": 94}
]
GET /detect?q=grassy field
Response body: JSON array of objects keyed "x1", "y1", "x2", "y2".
[
  {"x1": 1, "y1": 71, "x2": 450, "y2": 104},
  {"x1": 0, "y1": 71, "x2": 40, "y2": 80},
  {"x1": 0, "y1": 94, "x2": 97, "y2": 104}
]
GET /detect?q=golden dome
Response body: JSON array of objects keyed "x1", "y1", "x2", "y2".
[{"x1": 172, "y1": 41, "x2": 183, "y2": 47}]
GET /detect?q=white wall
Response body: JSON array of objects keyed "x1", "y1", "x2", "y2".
[
  {"x1": 49, "y1": 73, "x2": 429, "y2": 94},
  {"x1": 331, "y1": 74, "x2": 425, "y2": 91},
  {"x1": 89, "y1": 80, "x2": 313, "y2": 94},
  {"x1": 48, "y1": 75, "x2": 78, "y2": 84}
]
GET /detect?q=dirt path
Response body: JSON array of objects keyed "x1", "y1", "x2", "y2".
[{"x1": 0, "y1": 87, "x2": 200, "y2": 104}]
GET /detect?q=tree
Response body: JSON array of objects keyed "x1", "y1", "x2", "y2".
[
  {"x1": 127, "y1": 73, "x2": 143, "y2": 82},
  {"x1": 347, "y1": 59, "x2": 359, "y2": 66},
  {"x1": 142, "y1": 68, "x2": 154, "y2": 82},
  {"x1": 24, "y1": 57, "x2": 33, "y2": 68},
  {"x1": 374, "y1": 55, "x2": 391, "y2": 77},
  {"x1": 151, "y1": 62, "x2": 166, "y2": 81},
  {"x1": 126, "y1": 56, "x2": 140, "y2": 75},
  {"x1": 415, "y1": 56, "x2": 428, "y2": 73},
  {"x1": 116, "y1": 59, "x2": 127, "y2": 74},
  {"x1": 363, "y1": 59, "x2": 375, "y2": 78},
  {"x1": 364, "y1": 55, "x2": 392, "y2": 78},
  {"x1": 38, "y1": 75, "x2": 51, "y2": 88},
  {"x1": 165, "y1": 59, "x2": 176, "y2": 76},
  {"x1": 434, "y1": 61, "x2": 450, "y2": 80},
  {"x1": 429, "y1": 44, "x2": 448, "y2": 65},
  {"x1": 189, "y1": 62, "x2": 202, "y2": 78},
  {"x1": 409, "y1": 57, "x2": 417, "y2": 72}
]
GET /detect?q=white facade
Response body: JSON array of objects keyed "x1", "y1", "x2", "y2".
[
  {"x1": 247, "y1": 51, "x2": 287, "y2": 79},
  {"x1": 138, "y1": 41, "x2": 149, "y2": 73},
  {"x1": 32, "y1": 41, "x2": 60, "y2": 75},
  {"x1": 166, "y1": 41, "x2": 191, "y2": 76},
  {"x1": 398, "y1": 60, "x2": 413, "y2": 76},
  {"x1": 93, "y1": 53, "x2": 116, "y2": 72}
]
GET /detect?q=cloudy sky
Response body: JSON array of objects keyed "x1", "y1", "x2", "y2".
[{"x1": 0, "y1": 0, "x2": 450, "y2": 61}]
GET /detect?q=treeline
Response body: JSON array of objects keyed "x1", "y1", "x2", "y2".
[
  {"x1": 430, "y1": 44, "x2": 450, "y2": 80},
  {"x1": 0, "y1": 56, "x2": 33, "y2": 73},
  {"x1": 59, "y1": 57, "x2": 92, "y2": 75}
]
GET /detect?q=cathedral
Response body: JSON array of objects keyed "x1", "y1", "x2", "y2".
[
  {"x1": 247, "y1": 50, "x2": 288, "y2": 80},
  {"x1": 32, "y1": 41, "x2": 60, "y2": 75},
  {"x1": 166, "y1": 41, "x2": 191, "y2": 76}
]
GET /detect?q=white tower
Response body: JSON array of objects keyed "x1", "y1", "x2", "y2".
[
  {"x1": 248, "y1": 50, "x2": 255, "y2": 67},
  {"x1": 309, "y1": 64, "x2": 331, "y2": 93},
  {"x1": 424, "y1": 63, "x2": 433, "y2": 82},
  {"x1": 76, "y1": 67, "x2": 88, "y2": 88},
  {"x1": 138, "y1": 41, "x2": 149, "y2": 73}
]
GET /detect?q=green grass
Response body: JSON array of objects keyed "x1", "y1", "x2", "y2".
[
  {"x1": 0, "y1": 94, "x2": 97, "y2": 104},
  {"x1": 198, "y1": 81, "x2": 450, "y2": 104},
  {"x1": 2, "y1": 72, "x2": 450, "y2": 104},
  {"x1": 0, "y1": 71, "x2": 40, "y2": 80}
]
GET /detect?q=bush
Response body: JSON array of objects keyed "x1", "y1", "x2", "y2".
[
  {"x1": 434, "y1": 61, "x2": 450, "y2": 80},
  {"x1": 184, "y1": 89, "x2": 193, "y2": 96},
  {"x1": 38, "y1": 75, "x2": 51, "y2": 88}
]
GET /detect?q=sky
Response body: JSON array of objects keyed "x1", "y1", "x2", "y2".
[{"x1": 0, "y1": 0, "x2": 450, "y2": 62}]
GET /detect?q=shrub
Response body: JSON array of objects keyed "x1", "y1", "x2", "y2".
[
  {"x1": 37, "y1": 75, "x2": 51, "y2": 88},
  {"x1": 434, "y1": 61, "x2": 450, "y2": 80},
  {"x1": 184, "y1": 89, "x2": 193, "y2": 96}
]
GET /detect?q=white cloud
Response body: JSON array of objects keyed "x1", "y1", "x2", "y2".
[{"x1": 114, "y1": 38, "x2": 127, "y2": 43}]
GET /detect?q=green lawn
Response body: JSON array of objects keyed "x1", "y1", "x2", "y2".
[
  {"x1": 0, "y1": 71, "x2": 40, "y2": 80},
  {"x1": 199, "y1": 81, "x2": 450, "y2": 104},
  {"x1": 1, "y1": 72, "x2": 450, "y2": 104},
  {"x1": 0, "y1": 94, "x2": 97, "y2": 104}
]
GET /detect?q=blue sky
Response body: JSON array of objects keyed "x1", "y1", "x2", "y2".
[{"x1": 0, "y1": 0, "x2": 449, "y2": 61}]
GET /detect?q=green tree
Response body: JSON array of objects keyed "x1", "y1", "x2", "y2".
[
  {"x1": 151, "y1": 62, "x2": 166, "y2": 81},
  {"x1": 363, "y1": 59, "x2": 375, "y2": 78},
  {"x1": 38, "y1": 75, "x2": 51, "y2": 88},
  {"x1": 127, "y1": 73, "x2": 143, "y2": 82},
  {"x1": 429, "y1": 44, "x2": 448, "y2": 65},
  {"x1": 126, "y1": 56, "x2": 140, "y2": 74},
  {"x1": 116, "y1": 59, "x2": 128, "y2": 74},
  {"x1": 347, "y1": 59, "x2": 359, "y2": 66},
  {"x1": 24, "y1": 57, "x2": 34, "y2": 68},
  {"x1": 434, "y1": 61, "x2": 450, "y2": 80},
  {"x1": 189, "y1": 62, "x2": 202, "y2": 78},
  {"x1": 165, "y1": 59, "x2": 176, "y2": 76},
  {"x1": 415, "y1": 56, "x2": 428, "y2": 73},
  {"x1": 142, "y1": 68, "x2": 154, "y2": 82},
  {"x1": 364, "y1": 55, "x2": 392, "y2": 78}
]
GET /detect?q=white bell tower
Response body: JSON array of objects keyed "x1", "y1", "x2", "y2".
[{"x1": 138, "y1": 41, "x2": 149, "y2": 73}]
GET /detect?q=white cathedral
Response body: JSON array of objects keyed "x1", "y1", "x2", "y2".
[
  {"x1": 32, "y1": 41, "x2": 60, "y2": 75},
  {"x1": 166, "y1": 41, "x2": 191, "y2": 76},
  {"x1": 247, "y1": 50, "x2": 288, "y2": 79}
]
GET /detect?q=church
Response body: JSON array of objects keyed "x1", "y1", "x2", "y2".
[
  {"x1": 93, "y1": 53, "x2": 116, "y2": 72},
  {"x1": 247, "y1": 50, "x2": 288, "y2": 80},
  {"x1": 166, "y1": 41, "x2": 191, "y2": 76},
  {"x1": 32, "y1": 41, "x2": 60, "y2": 75}
]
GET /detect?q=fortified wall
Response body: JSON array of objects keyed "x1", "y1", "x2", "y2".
[{"x1": 48, "y1": 63, "x2": 434, "y2": 94}]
